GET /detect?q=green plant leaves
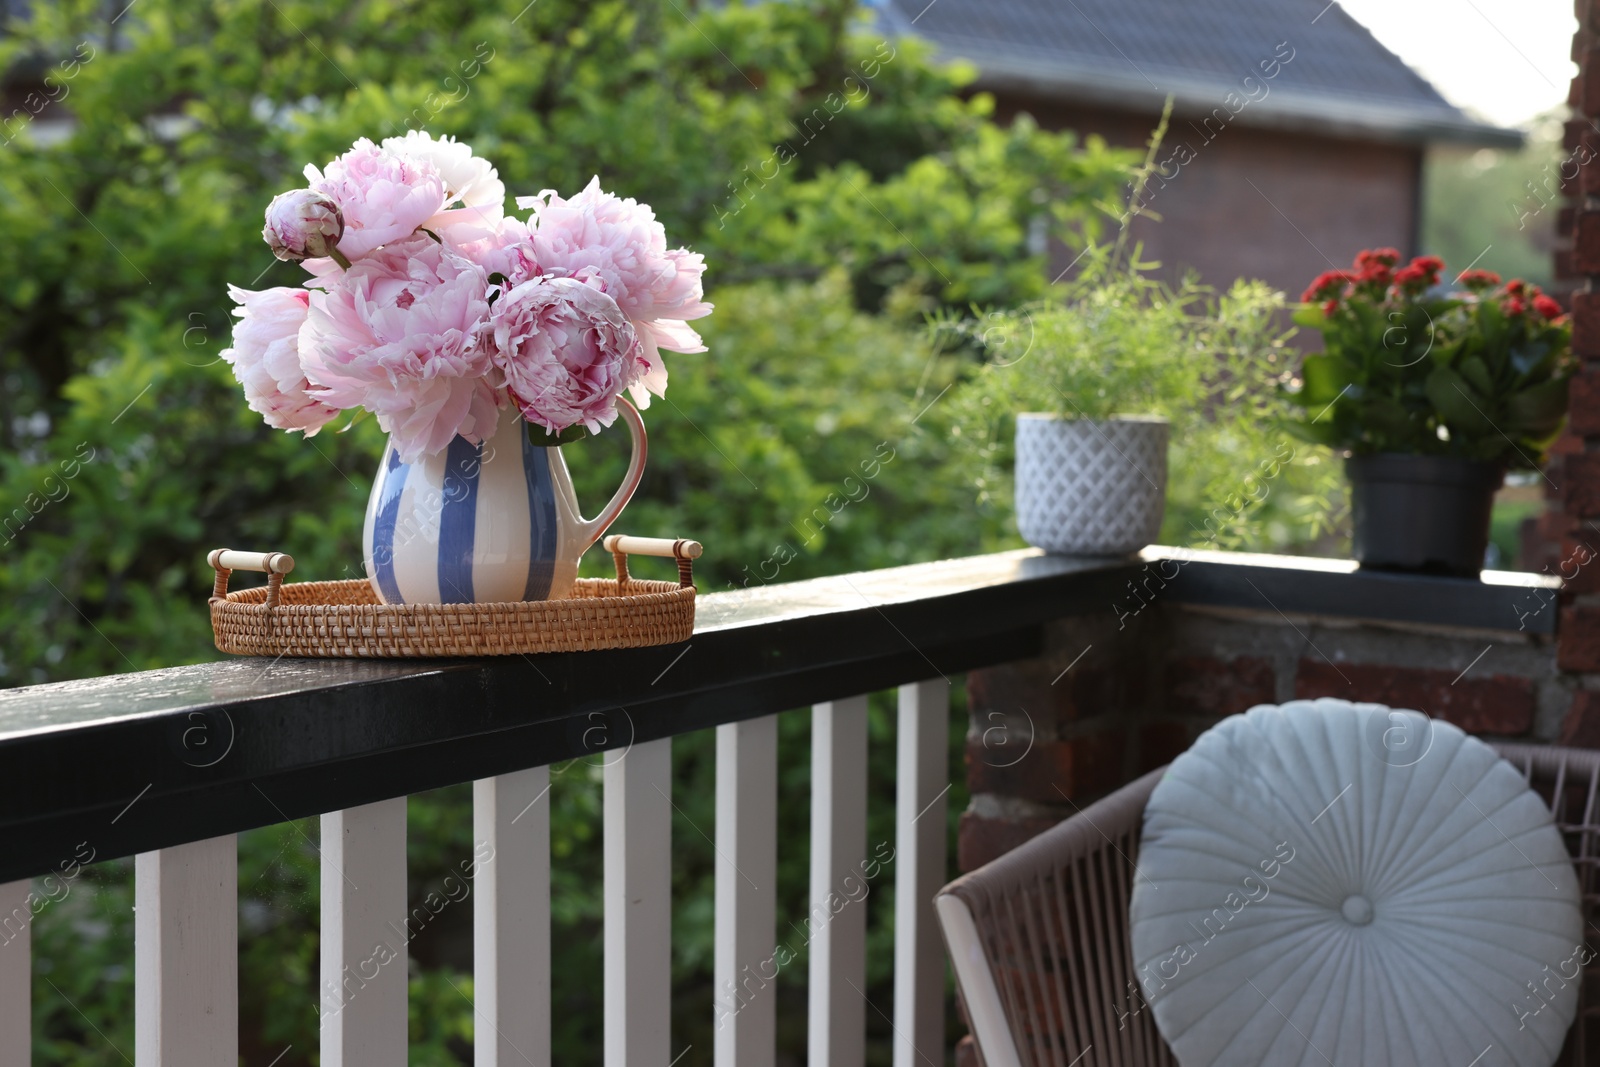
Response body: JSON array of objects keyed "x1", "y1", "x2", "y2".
[
  {"x1": 1425, "y1": 365, "x2": 1497, "y2": 436},
  {"x1": 1505, "y1": 377, "x2": 1569, "y2": 439},
  {"x1": 526, "y1": 422, "x2": 590, "y2": 447},
  {"x1": 1456, "y1": 355, "x2": 1494, "y2": 396},
  {"x1": 1296, "y1": 354, "x2": 1355, "y2": 406},
  {"x1": 1289, "y1": 281, "x2": 1573, "y2": 469}
]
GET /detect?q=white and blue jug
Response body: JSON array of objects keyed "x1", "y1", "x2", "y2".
[{"x1": 361, "y1": 399, "x2": 646, "y2": 605}]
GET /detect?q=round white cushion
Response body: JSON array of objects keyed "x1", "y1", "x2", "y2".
[{"x1": 1129, "y1": 698, "x2": 1583, "y2": 1067}]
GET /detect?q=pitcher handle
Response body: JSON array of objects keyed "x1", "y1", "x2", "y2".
[{"x1": 576, "y1": 397, "x2": 648, "y2": 550}]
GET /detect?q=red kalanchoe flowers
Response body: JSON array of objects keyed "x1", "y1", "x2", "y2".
[
  {"x1": 1393, "y1": 263, "x2": 1430, "y2": 290},
  {"x1": 1292, "y1": 248, "x2": 1573, "y2": 473},
  {"x1": 1361, "y1": 264, "x2": 1393, "y2": 287},
  {"x1": 1411, "y1": 255, "x2": 1444, "y2": 276},
  {"x1": 1400, "y1": 254, "x2": 1444, "y2": 290},
  {"x1": 1354, "y1": 248, "x2": 1401, "y2": 270},
  {"x1": 1301, "y1": 269, "x2": 1353, "y2": 303}
]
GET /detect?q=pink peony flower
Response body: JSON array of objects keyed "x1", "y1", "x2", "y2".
[
  {"x1": 489, "y1": 276, "x2": 636, "y2": 435},
  {"x1": 382, "y1": 130, "x2": 505, "y2": 246},
  {"x1": 304, "y1": 138, "x2": 447, "y2": 261},
  {"x1": 519, "y1": 178, "x2": 711, "y2": 323},
  {"x1": 263, "y1": 189, "x2": 346, "y2": 262},
  {"x1": 518, "y1": 177, "x2": 711, "y2": 405},
  {"x1": 220, "y1": 285, "x2": 342, "y2": 434},
  {"x1": 456, "y1": 216, "x2": 539, "y2": 288},
  {"x1": 299, "y1": 235, "x2": 499, "y2": 461}
]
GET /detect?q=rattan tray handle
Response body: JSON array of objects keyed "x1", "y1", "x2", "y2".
[
  {"x1": 604, "y1": 535, "x2": 702, "y2": 590},
  {"x1": 206, "y1": 536, "x2": 699, "y2": 610},
  {"x1": 207, "y1": 549, "x2": 295, "y2": 609}
]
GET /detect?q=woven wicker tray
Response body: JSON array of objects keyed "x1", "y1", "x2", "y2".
[{"x1": 207, "y1": 535, "x2": 699, "y2": 658}]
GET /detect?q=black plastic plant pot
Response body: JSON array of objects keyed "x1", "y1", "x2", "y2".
[{"x1": 1346, "y1": 453, "x2": 1505, "y2": 578}]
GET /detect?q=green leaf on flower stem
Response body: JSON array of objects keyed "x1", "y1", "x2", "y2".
[
  {"x1": 1457, "y1": 356, "x2": 1494, "y2": 397},
  {"x1": 1477, "y1": 300, "x2": 1509, "y2": 353},
  {"x1": 1290, "y1": 305, "x2": 1326, "y2": 329},
  {"x1": 1508, "y1": 338, "x2": 1553, "y2": 379},
  {"x1": 1504, "y1": 377, "x2": 1569, "y2": 437},
  {"x1": 1426, "y1": 333, "x2": 1463, "y2": 368},
  {"x1": 1282, "y1": 418, "x2": 1341, "y2": 447},
  {"x1": 1357, "y1": 394, "x2": 1412, "y2": 442},
  {"x1": 1425, "y1": 365, "x2": 1496, "y2": 435},
  {"x1": 1298, "y1": 354, "x2": 1354, "y2": 405},
  {"x1": 335, "y1": 409, "x2": 370, "y2": 432},
  {"x1": 525, "y1": 422, "x2": 589, "y2": 447}
]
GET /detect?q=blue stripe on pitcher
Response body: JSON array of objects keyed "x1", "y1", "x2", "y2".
[
  {"x1": 436, "y1": 436, "x2": 481, "y2": 604},
  {"x1": 521, "y1": 429, "x2": 559, "y2": 601},
  {"x1": 371, "y1": 449, "x2": 407, "y2": 605},
  {"x1": 369, "y1": 428, "x2": 568, "y2": 605}
]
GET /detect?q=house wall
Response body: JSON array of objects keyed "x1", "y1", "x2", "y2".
[{"x1": 993, "y1": 95, "x2": 1424, "y2": 296}]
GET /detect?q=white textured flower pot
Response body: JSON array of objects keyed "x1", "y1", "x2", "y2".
[{"x1": 1014, "y1": 413, "x2": 1169, "y2": 555}]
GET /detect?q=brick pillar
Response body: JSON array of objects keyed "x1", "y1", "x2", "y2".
[
  {"x1": 1523, "y1": 15, "x2": 1588, "y2": 572},
  {"x1": 958, "y1": 616, "x2": 1166, "y2": 874},
  {"x1": 1559, "y1": 1, "x2": 1600, "y2": 747}
]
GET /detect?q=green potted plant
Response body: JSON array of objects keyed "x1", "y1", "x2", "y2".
[
  {"x1": 1289, "y1": 250, "x2": 1574, "y2": 576},
  {"x1": 946, "y1": 252, "x2": 1273, "y2": 555}
]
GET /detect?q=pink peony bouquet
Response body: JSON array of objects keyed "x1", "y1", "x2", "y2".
[{"x1": 222, "y1": 132, "x2": 711, "y2": 461}]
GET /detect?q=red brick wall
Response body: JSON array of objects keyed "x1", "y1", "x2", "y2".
[
  {"x1": 992, "y1": 94, "x2": 1424, "y2": 297},
  {"x1": 960, "y1": 605, "x2": 1563, "y2": 877}
]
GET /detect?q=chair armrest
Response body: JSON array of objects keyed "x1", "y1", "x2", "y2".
[{"x1": 937, "y1": 766, "x2": 1169, "y2": 1067}]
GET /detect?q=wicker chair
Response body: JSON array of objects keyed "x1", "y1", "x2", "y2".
[{"x1": 936, "y1": 741, "x2": 1600, "y2": 1067}]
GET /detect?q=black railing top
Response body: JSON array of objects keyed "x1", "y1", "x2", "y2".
[{"x1": 0, "y1": 547, "x2": 1556, "y2": 881}]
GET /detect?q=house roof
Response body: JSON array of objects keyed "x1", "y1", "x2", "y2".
[{"x1": 873, "y1": 0, "x2": 1522, "y2": 148}]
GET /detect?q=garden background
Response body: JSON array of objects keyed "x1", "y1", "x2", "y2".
[{"x1": 0, "y1": 0, "x2": 1561, "y2": 1062}]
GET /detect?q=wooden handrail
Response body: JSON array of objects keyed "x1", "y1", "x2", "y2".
[{"x1": 0, "y1": 546, "x2": 1555, "y2": 883}]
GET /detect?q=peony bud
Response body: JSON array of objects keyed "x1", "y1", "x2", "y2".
[{"x1": 263, "y1": 189, "x2": 347, "y2": 264}]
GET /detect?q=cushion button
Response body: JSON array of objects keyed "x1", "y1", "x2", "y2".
[{"x1": 1341, "y1": 894, "x2": 1375, "y2": 925}]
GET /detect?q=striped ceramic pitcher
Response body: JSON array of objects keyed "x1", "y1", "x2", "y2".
[{"x1": 361, "y1": 399, "x2": 646, "y2": 605}]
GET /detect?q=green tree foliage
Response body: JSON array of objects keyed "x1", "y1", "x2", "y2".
[
  {"x1": 1421, "y1": 113, "x2": 1564, "y2": 290},
  {"x1": 0, "y1": 1, "x2": 1135, "y2": 1063},
  {"x1": 0, "y1": 0, "x2": 1134, "y2": 684}
]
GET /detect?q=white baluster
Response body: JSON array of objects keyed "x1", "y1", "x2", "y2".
[
  {"x1": 605, "y1": 737, "x2": 673, "y2": 1067},
  {"x1": 808, "y1": 696, "x2": 869, "y2": 1067},
  {"x1": 894, "y1": 679, "x2": 950, "y2": 1067},
  {"x1": 321, "y1": 798, "x2": 408, "y2": 1067},
  {"x1": 135, "y1": 834, "x2": 237, "y2": 1067},
  {"x1": 714, "y1": 715, "x2": 778, "y2": 1067},
  {"x1": 474, "y1": 768, "x2": 550, "y2": 1067},
  {"x1": 0, "y1": 879, "x2": 31, "y2": 1065}
]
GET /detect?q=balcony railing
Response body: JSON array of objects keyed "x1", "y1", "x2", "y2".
[{"x1": 0, "y1": 547, "x2": 1554, "y2": 1065}]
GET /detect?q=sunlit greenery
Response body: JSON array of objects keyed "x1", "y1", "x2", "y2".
[
  {"x1": 1, "y1": 0, "x2": 1350, "y2": 1062},
  {"x1": 0, "y1": 1, "x2": 1136, "y2": 1063},
  {"x1": 1422, "y1": 111, "x2": 1564, "y2": 289}
]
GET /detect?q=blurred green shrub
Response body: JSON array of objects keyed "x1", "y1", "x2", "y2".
[{"x1": 0, "y1": 1, "x2": 1134, "y2": 1063}]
